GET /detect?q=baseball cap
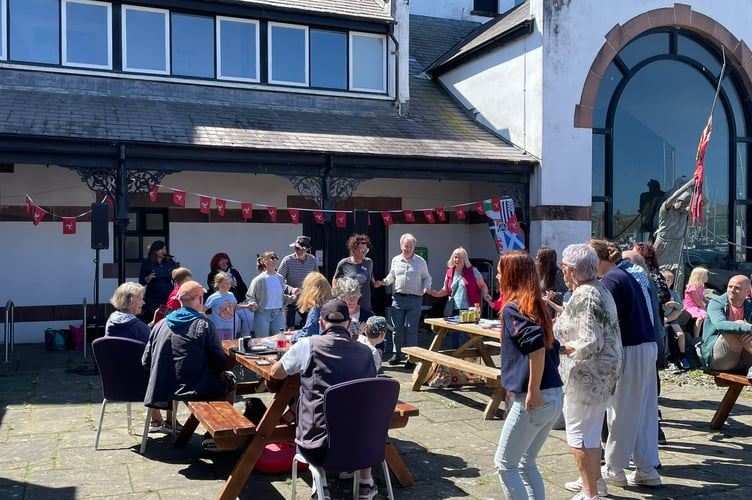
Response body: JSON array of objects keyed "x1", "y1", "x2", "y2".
[
  {"x1": 320, "y1": 299, "x2": 350, "y2": 323},
  {"x1": 290, "y1": 235, "x2": 312, "y2": 249},
  {"x1": 177, "y1": 280, "x2": 206, "y2": 300}
]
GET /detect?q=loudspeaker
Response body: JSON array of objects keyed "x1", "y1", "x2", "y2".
[{"x1": 91, "y1": 203, "x2": 109, "y2": 250}]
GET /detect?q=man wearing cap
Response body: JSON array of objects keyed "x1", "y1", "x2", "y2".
[
  {"x1": 271, "y1": 299, "x2": 379, "y2": 499},
  {"x1": 278, "y1": 236, "x2": 319, "y2": 329},
  {"x1": 142, "y1": 280, "x2": 236, "y2": 448}
]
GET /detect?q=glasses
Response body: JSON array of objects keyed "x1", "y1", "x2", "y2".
[{"x1": 269, "y1": 255, "x2": 279, "y2": 260}]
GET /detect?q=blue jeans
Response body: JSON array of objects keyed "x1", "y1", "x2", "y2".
[
  {"x1": 253, "y1": 308, "x2": 284, "y2": 338},
  {"x1": 389, "y1": 294, "x2": 423, "y2": 356},
  {"x1": 495, "y1": 386, "x2": 563, "y2": 499}
]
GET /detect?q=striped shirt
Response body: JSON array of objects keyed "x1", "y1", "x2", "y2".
[{"x1": 278, "y1": 252, "x2": 318, "y2": 289}]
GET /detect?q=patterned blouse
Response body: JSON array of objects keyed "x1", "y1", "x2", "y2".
[{"x1": 554, "y1": 282, "x2": 623, "y2": 406}]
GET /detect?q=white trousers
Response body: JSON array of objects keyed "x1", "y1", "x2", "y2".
[{"x1": 605, "y1": 341, "x2": 659, "y2": 473}]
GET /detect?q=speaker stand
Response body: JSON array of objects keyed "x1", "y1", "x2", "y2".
[{"x1": 92, "y1": 248, "x2": 101, "y2": 356}]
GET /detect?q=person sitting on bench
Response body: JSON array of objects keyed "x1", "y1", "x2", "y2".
[{"x1": 699, "y1": 275, "x2": 752, "y2": 379}]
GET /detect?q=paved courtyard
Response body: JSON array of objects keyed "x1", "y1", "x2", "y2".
[{"x1": 2, "y1": 340, "x2": 752, "y2": 499}]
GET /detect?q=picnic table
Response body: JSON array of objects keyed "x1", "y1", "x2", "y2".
[
  {"x1": 704, "y1": 369, "x2": 752, "y2": 429},
  {"x1": 176, "y1": 339, "x2": 419, "y2": 500},
  {"x1": 403, "y1": 317, "x2": 505, "y2": 420}
]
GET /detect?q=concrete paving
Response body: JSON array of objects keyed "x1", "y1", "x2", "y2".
[{"x1": 2, "y1": 339, "x2": 752, "y2": 499}]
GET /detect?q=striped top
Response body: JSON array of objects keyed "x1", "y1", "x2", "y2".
[{"x1": 278, "y1": 252, "x2": 318, "y2": 289}]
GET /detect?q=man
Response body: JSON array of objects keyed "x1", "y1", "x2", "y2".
[
  {"x1": 271, "y1": 299, "x2": 378, "y2": 499},
  {"x1": 378, "y1": 233, "x2": 432, "y2": 367},
  {"x1": 142, "y1": 280, "x2": 235, "y2": 450},
  {"x1": 700, "y1": 275, "x2": 752, "y2": 378},
  {"x1": 278, "y1": 235, "x2": 318, "y2": 329}
]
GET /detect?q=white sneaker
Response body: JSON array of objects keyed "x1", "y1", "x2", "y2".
[
  {"x1": 627, "y1": 468, "x2": 662, "y2": 487},
  {"x1": 600, "y1": 466, "x2": 627, "y2": 487},
  {"x1": 338, "y1": 471, "x2": 355, "y2": 479},
  {"x1": 570, "y1": 493, "x2": 600, "y2": 500},
  {"x1": 564, "y1": 476, "x2": 608, "y2": 496}
]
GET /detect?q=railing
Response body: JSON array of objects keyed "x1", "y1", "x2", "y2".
[{"x1": 4, "y1": 300, "x2": 14, "y2": 363}]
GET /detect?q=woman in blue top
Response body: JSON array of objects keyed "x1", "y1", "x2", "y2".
[{"x1": 494, "y1": 251, "x2": 564, "y2": 499}]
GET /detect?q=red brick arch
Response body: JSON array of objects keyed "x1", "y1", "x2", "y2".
[{"x1": 574, "y1": 3, "x2": 752, "y2": 128}]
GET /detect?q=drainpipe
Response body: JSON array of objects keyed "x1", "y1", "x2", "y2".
[{"x1": 390, "y1": 0, "x2": 410, "y2": 116}]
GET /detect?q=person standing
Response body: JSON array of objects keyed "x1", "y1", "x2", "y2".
[
  {"x1": 247, "y1": 251, "x2": 291, "y2": 338},
  {"x1": 207, "y1": 253, "x2": 254, "y2": 337},
  {"x1": 270, "y1": 299, "x2": 379, "y2": 500},
  {"x1": 138, "y1": 240, "x2": 177, "y2": 321},
  {"x1": 378, "y1": 233, "x2": 432, "y2": 367},
  {"x1": 494, "y1": 251, "x2": 564, "y2": 499},
  {"x1": 278, "y1": 236, "x2": 318, "y2": 329},
  {"x1": 332, "y1": 234, "x2": 383, "y2": 311}
]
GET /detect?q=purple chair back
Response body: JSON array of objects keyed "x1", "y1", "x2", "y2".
[
  {"x1": 92, "y1": 336, "x2": 148, "y2": 402},
  {"x1": 320, "y1": 377, "x2": 400, "y2": 473}
]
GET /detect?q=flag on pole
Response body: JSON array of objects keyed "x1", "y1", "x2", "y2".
[
  {"x1": 690, "y1": 118, "x2": 711, "y2": 227},
  {"x1": 484, "y1": 197, "x2": 524, "y2": 253}
]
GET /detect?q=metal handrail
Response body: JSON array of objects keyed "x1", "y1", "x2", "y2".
[{"x1": 4, "y1": 300, "x2": 14, "y2": 363}]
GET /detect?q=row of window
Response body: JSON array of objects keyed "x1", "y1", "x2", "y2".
[{"x1": 0, "y1": 0, "x2": 387, "y2": 93}]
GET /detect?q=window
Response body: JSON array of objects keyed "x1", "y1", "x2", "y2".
[
  {"x1": 216, "y1": 17, "x2": 259, "y2": 82},
  {"x1": 473, "y1": 0, "x2": 498, "y2": 13},
  {"x1": 0, "y1": 0, "x2": 6, "y2": 60},
  {"x1": 119, "y1": 208, "x2": 168, "y2": 263},
  {"x1": 310, "y1": 29, "x2": 346, "y2": 90},
  {"x1": 62, "y1": 0, "x2": 111, "y2": 69},
  {"x1": 171, "y1": 13, "x2": 214, "y2": 78},
  {"x1": 350, "y1": 32, "x2": 386, "y2": 93},
  {"x1": 269, "y1": 22, "x2": 308, "y2": 86},
  {"x1": 122, "y1": 5, "x2": 169, "y2": 74},
  {"x1": 9, "y1": 0, "x2": 59, "y2": 64}
]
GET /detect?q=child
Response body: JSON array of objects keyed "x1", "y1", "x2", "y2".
[
  {"x1": 661, "y1": 269, "x2": 690, "y2": 370},
  {"x1": 360, "y1": 315, "x2": 388, "y2": 370},
  {"x1": 205, "y1": 272, "x2": 251, "y2": 341},
  {"x1": 684, "y1": 266, "x2": 709, "y2": 339}
]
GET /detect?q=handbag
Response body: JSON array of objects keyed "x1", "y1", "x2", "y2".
[{"x1": 442, "y1": 273, "x2": 461, "y2": 317}]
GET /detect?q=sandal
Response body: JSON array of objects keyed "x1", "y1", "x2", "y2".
[
  {"x1": 310, "y1": 486, "x2": 331, "y2": 500},
  {"x1": 162, "y1": 420, "x2": 184, "y2": 433},
  {"x1": 149, "y1": 420, "x2": 164, "y2": 433}
]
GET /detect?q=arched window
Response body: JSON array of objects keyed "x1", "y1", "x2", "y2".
[{"x1": 592, "y1": 29, "x2": 751, "y2": 268}]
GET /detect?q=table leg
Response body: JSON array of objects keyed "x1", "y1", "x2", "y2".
[
  {"x1": 410, "y1": 327, "x2": 449, "y2": 390},
  {"x1": 174, "y1": 412, "x2": 200, "y2": 447},
  {"x1": 385, "y1": 442, "x2": 414, "y2": 487},
  {"x1": 710, "y1": 383, "x2": 743, "y2": 430},
  {"x1": 482, "y1": 386, "x2": 506, "y2": 421}
]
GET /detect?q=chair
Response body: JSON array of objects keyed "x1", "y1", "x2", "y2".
[
  {"x1": 92, "y1": 336, "x2": 152, "y2": 454},
  {"x1": 292, "y1": 377, "x2": 400, "y2": 500}
]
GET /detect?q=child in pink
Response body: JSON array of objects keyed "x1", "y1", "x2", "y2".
[{"x1": 683, "y1": 266, "x2": 709, "y2": 338}]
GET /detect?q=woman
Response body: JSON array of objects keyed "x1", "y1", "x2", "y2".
[
  {"x1": 555, "y1": 244, "x2": 623, "y2": 500},
  {"x1": 105, "y1": 282, "x2": 176, "y2": 432},
  {"x1": 290, "y1": 272, "x2": 333, "y2": 342},
  {"x1": 684, "y1": 266, "x2": 710, "y2": 338},
  {"x1": 332, "y1": 276, "x2": 374, "y2": 339},
  {"x1": 634, "y1": 242, "x2": 671, "y2": 310},
  {"x1": 138, "y1": 240, "x2": 177, "y2": 321},
  {"x1": 207, "y1": 253, "x2": 254, "y2": 337},
  {"x1": 494, "y1": 251, "x2": 564, "y2": 499},
  {"x1": 536, "y1": 246, "x2": 569, "y2": 318},
  {"x1": 430, "y1": 247, "x2": 494, "y2": 313},
  {"x1": 246, "y1": 251, "x2": 291, "y2": 337},
  {"x1": 332, "y1": 234, "x2": 383, "y2": 311}
]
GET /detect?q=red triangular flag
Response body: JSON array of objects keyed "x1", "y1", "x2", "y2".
[
  {"x1": 335, "y1": 211, "x2": 347, "y2": 228},
  {"x1": 215, "y1": 198, "x2": 226, "y2": 216},
  {"x1": 491, "y1": 198, "x2": 501, "y2": 212},
  {"x1": 62, "y1": 217, "x2": 77, "y2": 235},
  {"x1": 313, "y1": 211, "x2": 325, "y2": 224},
  {"x1": 381, "y1": 211, "x2": 393, "y2": 226},
  {"x1": 199, "y1": 196, "x2": 211, "y2": 215},
  {"x1": 173, "y1": 189, "x2": 186, "y2": 207},
  {"x1": 241, "y1": 203, "x2": 253, "y2": 220},
  {"x1": 148, "y1": 183, "x2": 159, "y2": 202},
  {"x1": 404, "y1": 210, "x2": 415, "y2": 223},
  {"x1": 473, "y1": 201, "x2": 486, "y2": 215},
  {"x1": 33, "y1": 206, "x2": 46, "y2": 226},
  {"x1": 455, "y1": 205, "x2": 466, "y2": 220},
  {"x1": 423, "y1": 209, "x2": 435, "y2": 223},
  {"x1": 435, "y1": 207, "x2": 446, "y2": 222},
  {"x1": 289, "y1": 209, "x2": 300, "y2": 224},
  {"x1": 267, "y1": 206, "x2": 277, "y2": 222},
  {"x1": 25, "y1": 195, "x2": 32, "y2": 213}
]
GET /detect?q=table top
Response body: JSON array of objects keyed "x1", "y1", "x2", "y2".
[
  {"x1": 221, "y1": 339, "x2": 289, "y2": 382},
  {"x1": 424, "y1": 317, "x2": 501, "y2": 339}
]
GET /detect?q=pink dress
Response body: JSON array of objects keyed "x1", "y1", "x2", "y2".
[{"x1": 683, "y1": 284, "x2": 707, "y2": 318}]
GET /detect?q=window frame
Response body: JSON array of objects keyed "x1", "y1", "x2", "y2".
[
  {"x1": 121, "y1": 4, "x2": 170, "y2": 75},
  {"x1": 348, "y1": 31, "x2": 387, "y2": 93},
  {"x1": 61, "y1": 0, "x2": 112, "y2": 70},
  {"x1": 216, "y1": 15, "x2": 260, "y2": 83},
  {"x1": 0, "y1": 0, "x2": 6, "y2": 60},
  {"x1": 268, "y1": 21, "x2": 309, "y2": 87},
  {"x1": 309, "y1": 28, "x2": 348, "y2": 90},
  {"x1": 118, "y1": 207, "x2": 169, "y2": 264},
  {"x1": 170, "y1": 11, "x2": 215, "y2": 79}
]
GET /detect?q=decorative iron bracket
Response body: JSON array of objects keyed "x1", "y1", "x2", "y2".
[
  {"x1": 67, "y1": 166, "x2": 168, "y2": 197},
  {"x1": 285, "y1": 175, "x2": 365, "y2": 209}
]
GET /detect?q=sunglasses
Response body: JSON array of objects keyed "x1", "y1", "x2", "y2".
[{"x1": 268, "y1": 255, "x2": 279, "y2": 260}]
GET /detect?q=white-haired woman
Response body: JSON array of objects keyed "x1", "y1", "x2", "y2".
[{"x1": 555, "y1": 243, "x2": 623, "y2": 500}]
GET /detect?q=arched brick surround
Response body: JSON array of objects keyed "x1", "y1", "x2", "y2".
[{"x1": 574, "y1": 3, "x2": 752, "y2": 128}]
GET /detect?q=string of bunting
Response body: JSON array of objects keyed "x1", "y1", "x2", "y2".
[{"x1": 24, "y1": 184, "x2": 523, "y2": 253}]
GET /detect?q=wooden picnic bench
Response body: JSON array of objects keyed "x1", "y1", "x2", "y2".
[
  {"x1": 177, "y1": 401, "x2": 257, "y2": 450},
  {"x1": 704, "y1": 370, "x2": 752, "y2": 429}
]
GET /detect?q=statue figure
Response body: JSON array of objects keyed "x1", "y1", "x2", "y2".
[
  {"x1": 654, "y1": 177, "x2": 695, "y2": 275},
  {"x1": 639, "y1": 179, "x2": 665, "y2": 235}
]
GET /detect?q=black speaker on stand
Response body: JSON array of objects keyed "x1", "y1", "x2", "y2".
[{"x1": 90, "y1": 203, "x2": 109, "y2": 353}]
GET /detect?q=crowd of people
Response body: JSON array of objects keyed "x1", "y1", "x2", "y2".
[{"x1": 104, "y1": 233, "x2": 752, "y2": 500}]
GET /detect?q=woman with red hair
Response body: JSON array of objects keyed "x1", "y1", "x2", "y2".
[{"x1": 494, "y1": 251, "x2": 564, "y2": 499}]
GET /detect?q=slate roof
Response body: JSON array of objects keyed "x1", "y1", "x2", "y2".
[
  {"x1": 215, "y1": 0, "x2": 393, "y2": 21},
  {"x1": 0, "y1": 11, "x2": 534, "y2": 172}
]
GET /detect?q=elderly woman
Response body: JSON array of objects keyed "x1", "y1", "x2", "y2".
[
  {"x1": 332, "y1": 276, "x2": 374, "y2": 339},
  {"x1": 332, "y1": 234, "x2": 382, "y2": 311},
  {"x1": 555, "y1": 244, "x2": 623, "y2": 500}
]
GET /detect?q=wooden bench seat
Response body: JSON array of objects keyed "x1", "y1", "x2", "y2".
[
  {"x1": 402, "y1": 346, "x2": 501, "y2": 384},
  {"x1": 180, "y1": 401, "x2": 256, "y2": 449},
  {"x1": 704, "y1": 370, "x2": 752, "y2": 429}
]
